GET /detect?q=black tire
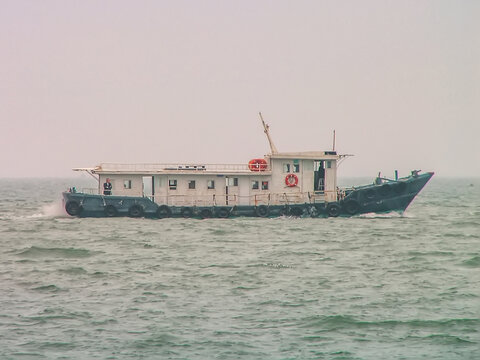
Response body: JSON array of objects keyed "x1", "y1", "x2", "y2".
[
  {"x1": 378, "y1": 184, "x2": 391, "y2": 196},
  {"x1": 393, "y1": 182, "x2": 407, "y2": 194},
  {"x1": 104, "y1": 205, "x2": 118, "y2": 217},
  {"x1": 343, "y1": 199, "x2": 360, "y2": 215},
  {"x1": 181, "y1": 207, "x2": 193, "y2": 218},
  {"x1": 128, "y1": 205, "x2": 144, "y2": 218},
  {"x1": 255, "y1": 205, "x2": 269, "y2": 217},
  {"x1": 290, "y1": 206, "x2": 303, "y2": 217},
  {"x1": 200, "y1": 208, "x2": 213, "y2": 219},
  {"x1": 65, "y1": 200, "x2": 82, "y2": 216},
  {"x1": 327, "y1": 203, "x2": 341, "y2": 217},
  {"x1": 364, "y1": 189, "x2": 376, "y2": 200},
  {"x1": 156, "y1": 205, "x2": 172, "y2": 219},
  {"x1": 217, "y1": 207, "x2": 230, "y2": 218}
]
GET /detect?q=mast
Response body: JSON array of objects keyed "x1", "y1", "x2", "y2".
[{"x1": 259, "y1": 112, "x2": 278, "y2": 154}]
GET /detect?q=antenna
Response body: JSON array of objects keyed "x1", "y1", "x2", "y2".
[
  {"x1": 259, "y1": 112, "x2": 278, "y2": 154},
  {"x1": 332, "y1": 130, "x2": 336, "y2": 151}
]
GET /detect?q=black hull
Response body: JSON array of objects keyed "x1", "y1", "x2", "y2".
[
  {"x1": 63, "y1": 172, "x2": 433, "y2": 219},
  {"x1": 340, "y1": 172, "x2": 434, "y2": 216}
]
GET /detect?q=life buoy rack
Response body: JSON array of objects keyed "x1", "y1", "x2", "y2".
[
  {"x1": 285, "y1": 174, "x2": 298, "y2": 187},
  {"x1": 248, "y1": 158, "x2": 268, "y2": 172}
]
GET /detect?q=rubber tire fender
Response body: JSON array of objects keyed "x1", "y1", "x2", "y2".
[
  {"x1": 156, "y1": 205, "x2": 172, "y2": 219},
  {"x1": 255, "y1": 205, "x2": 269, "y2": 217},
  {"x1": 200, "y1": 208, "x2": 213, "y2": 219},
  {"x1": 65, "y1": 200, "x2": 82, "y2": 216},
  {"x1": 128, "y1": 204, "x2": 144, "y2": 218},
  {"x1": 343, "y1": 199, "x2": 360, "y2": 215},
  {"x1": 327, "y1": 203, "x2": 341, "y2": 217},
  {"x1": 104, "y1": 205, "x2": 118, "y2": 217},
  {"x1": 181, "y1": 207, "x2": 193, "y2": 218}
]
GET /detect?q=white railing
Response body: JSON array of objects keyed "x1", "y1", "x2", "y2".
[
  {"x1": 146, "y1": 192, "x2": 330, "y2": 207},
  {"x1": 96, "y1": 162, "x2": 270, "y2": 173},
  {"x1": 75, "y1": 189, "x2": 337, "y2": 206},
  {"x1": 80, "y1": 188, "x2": 98, "y2": 194}
]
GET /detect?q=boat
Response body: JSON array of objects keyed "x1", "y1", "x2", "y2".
[{"x1": 63, "y1": 114, "x2": 433, "y2": 219}]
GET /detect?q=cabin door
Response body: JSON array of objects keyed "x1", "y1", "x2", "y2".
[
  {"x1": 142, "y1": 176, "x2": 154, "y2": 201},
  {"x1": 238, "y1": 177, "x2": 250, "y2": 205},
  {"x1": 314, "y1": 161, "x2": 325, "y2": 192},
  {"x1": 225, "y1": 177, "x2": 239, "y2": 206}
]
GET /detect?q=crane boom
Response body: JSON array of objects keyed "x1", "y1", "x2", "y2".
[{"x1": 259, "y1": 112, "x2": 278, "y2": 154}]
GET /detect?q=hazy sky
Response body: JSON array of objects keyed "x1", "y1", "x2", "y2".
[{"x1": 1, "y1": 0, "x2": 479, "y2": 178}]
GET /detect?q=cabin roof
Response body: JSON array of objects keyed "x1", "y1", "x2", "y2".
[
  {"x1": 268, "y1": 151, "x2": 339, "y2": 160},
  {"x1": 73, "y1": 151, "x2": 346, "y2": 175},
  {"x1": 76, "y1": 163, "x2": 272, "y2": 176}
]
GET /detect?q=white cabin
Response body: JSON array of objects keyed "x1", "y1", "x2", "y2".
[{"x1": 83, "y1": 151, "x2": 342, "y2": 207}]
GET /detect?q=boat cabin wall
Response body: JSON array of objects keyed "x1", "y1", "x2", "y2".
[
  {"x1": 99, "y1": 175, "x2": 144, "y2": 197},
  {"x1": 324, "y1": 160, "x2": 337, "y2": 202},
  {"x1": 154, "y1": 174, "x2": 236, "y2": 206},
  {"x1": 269, "y1": 158, "x2": 312, "y2": 195},
  {"x1": 96, "y1": 158, "x2": 337, "y2": 205},
  {"x1": 269, "y1": 157, "x2": 337, "y2": 203}
]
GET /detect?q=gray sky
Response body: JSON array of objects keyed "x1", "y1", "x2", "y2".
[{"x1": 1, "y1": 0, "x2": 479, "y2": 178}]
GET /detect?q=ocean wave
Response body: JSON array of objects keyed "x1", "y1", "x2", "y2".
[
  {"x1": 16, "y1": 246, "x2": 94, "y2": 259},
  {"x1": 301, "y1": 315, "x2": 480, "y2": 330},
  {"x1": 407, "y1": 334, "x2": 475, "y2": 345},
  {"x1": 30, "y1": 284, "x2": 64, "y2": 293},
  {"x1": 460, "y1": 256, "x2": 480, "y2": 268},
  {"x1": 359, "y1": 211, "x2": 411, "y2": 219}
]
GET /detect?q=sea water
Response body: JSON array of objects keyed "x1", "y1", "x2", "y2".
[{"x1": 0, "y1": 177, "x2": 479, "y2": 360}]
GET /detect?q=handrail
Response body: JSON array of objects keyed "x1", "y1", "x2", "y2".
[
  {"x1": 73, "y1": 190, "x2": 329, "y2": 206},
  {"x1": 146, "y1": 191, "x2": 325, "y2": 207},
  {"x1": 95, "y1": 162, "x2": 271, "y2": 173}
]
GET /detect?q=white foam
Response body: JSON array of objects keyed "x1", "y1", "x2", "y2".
[
  {"x1": 30, "y1": 201, "x2": 68, "y2": 218},
  {"x1": 359, "y1": 211, "x2": 412, "y2": 219}
]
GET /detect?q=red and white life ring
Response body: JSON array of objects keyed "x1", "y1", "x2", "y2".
[
  {"x1": 248, "y1": 158, "x2": 268, "y2": 172},
  {"x1": 285, "y1": 174, "x2": 298, "y2": 187}
]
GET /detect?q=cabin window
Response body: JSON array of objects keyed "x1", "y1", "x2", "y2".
[
  {"x1": 124, "y1": 180, "x2": 132, "y2": 189},
  {"x1": 261, "y1": 181, "x2": 269, "y2": 190},
  {"x1": 293, "y1": 164, "x2": 300, "y2": 173},
  {"x1": 169, "y1": 179, "x2": 177, "y2": 190},
  {"x1": 188, "y1": 180, "x2": 196, "y2": 189},
  {"x1": 228, "y1": 177, "x2": 238, "y2": 186},
  {"x1": 251, "y1": 180, "x2": 259, "y2": 190},
  {"x1": 326, "y1": 161, "x2": 332, "y2": 169},
  {"x1": 283, "y1": 163, "x2": 290, "y2": 173},
  {"x1": 207, "y1": 180, "x2": 215, "y2": 189}
]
